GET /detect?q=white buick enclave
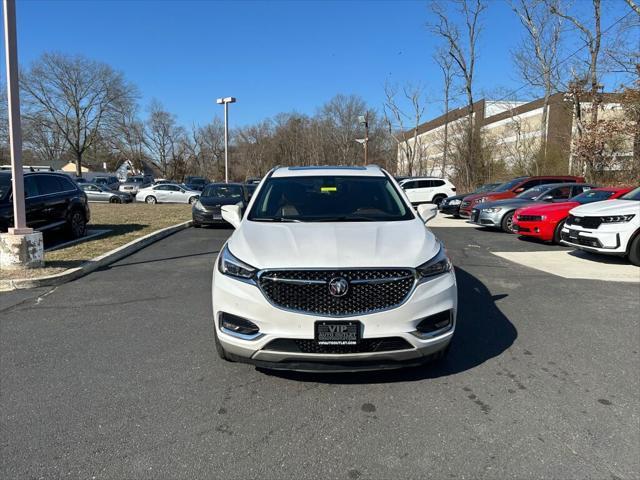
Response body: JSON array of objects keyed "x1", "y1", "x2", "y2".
[{"x1": 211, "y1": 165, "x2": 457, "y2": 372}]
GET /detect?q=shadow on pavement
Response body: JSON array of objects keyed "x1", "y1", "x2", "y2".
[{"x1": 261, "y1": 267, "x2": 518, "y2": 384}]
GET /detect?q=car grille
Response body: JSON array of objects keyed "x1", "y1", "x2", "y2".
[
  {"x1": 566, "y1": 214, "x2": 601, "y2": 229},
  {"x1": 257, "y1": 269, "x2": 416, "y2": 316},
  {"x1": 262, "y1": 337, "x2": 413, "y2": 354},
  {"x1": 202, "y1": 204, "x2": 221, "y2": 213},
  {"x1": 517, "y1": 214, "x2": 543, "y2": 222},
  {"x1": 561, "y1": 231, "x2": 603, "y2": 248}
]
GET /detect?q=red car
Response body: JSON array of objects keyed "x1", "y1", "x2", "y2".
[
  {"x1": 458, "y1": 175, "x2": 585, "y2": 217},
  {"x1": 513, "y1": 187, "x2": 633, "y2": 244}
]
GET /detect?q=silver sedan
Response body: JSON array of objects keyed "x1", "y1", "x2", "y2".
[
  {"x1": 81, "y1": 184, "x2": 133, "y2": 203},
  {"x1": 135, "y1": 183, "x2": 201, "y2": 204}
]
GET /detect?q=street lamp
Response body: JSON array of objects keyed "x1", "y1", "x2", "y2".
[
  {"x1": 358, "y1": 113, "x2": 369, "y2": 164},
  {"x1": 216, "y1": 96, "x2": 236, "y2": 183}
]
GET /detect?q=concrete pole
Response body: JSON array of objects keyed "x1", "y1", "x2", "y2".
[
  {"x1": 3, "y1": 0, "x2": 30, "y2": 235},
  {"x1": 224, "y1": 102, "x2": 229, "y2": 184}
]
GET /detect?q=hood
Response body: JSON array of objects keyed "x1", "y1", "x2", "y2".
[
  {"x1": 444, "y1": 193, "x2": 471, "y2": 202},
  {"x1": 227, "y1": 219, "x2": 440, "y2": 269},
  {"x1": 464, "y1": 191, "x2": 513, "y2": 203},
  {"x1": 517, "y1": 201, "x2": 579, "y2": 216},
  {"x1": 200, "y1": 196, "x2": 242, "y2": 207},
  {"x1": 570, "y1": 199, "x2": 640, "y2": 216},
  {"x1": 477, "y1": 198, "x2": 535, "y2": 210}
]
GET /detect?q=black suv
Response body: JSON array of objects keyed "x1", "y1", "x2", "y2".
[{"x1": 0, "y1": 171, "x2": 91, "y2": 239}]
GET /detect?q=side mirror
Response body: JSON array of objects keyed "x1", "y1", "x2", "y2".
[
  {"x1": 542, "y1": 194, "x2": 554, "y2": 202},
  {"x1": 417, "y1": 203, "x2": 438, "y2": 223},
  {"x1": 221, "y1": 204, "x2": 243, "y2": 229},
  {"x1": 180, "y1": 189, "x2": 185, "y2": 193}
]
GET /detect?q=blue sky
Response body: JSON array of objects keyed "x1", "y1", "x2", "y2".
[{"x1": 2, "y1": 0, "x2": 631, "y2": 128}]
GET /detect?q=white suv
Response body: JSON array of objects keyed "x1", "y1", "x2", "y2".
[
  {"x1": 212, "y1": 165, "x2": 457, "y2": 372},
  {"x1": 561, "y1": 186, "x2": 640, "y2": 266},
  {"x1": 399, "y1": 177, "x2": 456, "y2": 206}
]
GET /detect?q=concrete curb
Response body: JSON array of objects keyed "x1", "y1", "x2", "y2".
[{"x1": 0, "y1": 220, "x2": 192, "y2": 291}]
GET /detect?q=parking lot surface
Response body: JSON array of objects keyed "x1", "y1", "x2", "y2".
[{"x1": 1, "y1": 224, "x2": 639, "y2": 479}]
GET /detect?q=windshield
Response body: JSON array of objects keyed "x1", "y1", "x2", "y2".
[
  {"x1": 516, "y1": 186, "x2": 547, "y2": 200},
  {"x1": 0, "y1": 175, "x2": 11, "y2": 200},
  {"x1": 202, "y1": 184, "x2": 243, "y2": 199},
  {"x1": 248, "y1": 175, "x2": 414, "y2": 222},
  {"x1": 493, "y1": 178, "x2": 525, "y2": 192},
  {"x1": 476, "y1": 183, "x2": 500, "y2": 193},
  {"x1": 621, "y1": 186, "x2": 640, "y2": 201},
  {"x1": 573, "y1": 189, "x2": 617, "y2": 204}
]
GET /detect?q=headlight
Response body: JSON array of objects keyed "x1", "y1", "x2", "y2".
[
  {"x1": 600, "y1": 214, "x2": 635, "y2": 223},
  {"x1": 193, "y1": 200, "x2": 206, "y2": 211},
  {"x1": 449, "y1": 199, "x2": 461, "y2": 205},
  {"x1": 483, "y1": 207, "x2": 502, "y2": 213},
  {"x1": 417, "y1": 244, "x2": 452, "y2": 280},
  {"x1": 217, "y1": 244, "x2": 256, "y2": 281}
]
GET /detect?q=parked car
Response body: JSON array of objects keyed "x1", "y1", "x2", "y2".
[
  {"x1": 560, "y1": 186, "x2": 640, "y2": 266},
  {"x1": 80, "y1": 183, "x2": 133, "y2": 203},
  {"x1": 184, "y1": 176, "x2": 208, "y2": 191},
  {"x1": 136, "y1": 183, "x2": 200, "y2": 204},
  {"x1": 92, "y1": 175, "x2": 120, "y2": 190},
  {"x1": 398, "y1": 177, "x2": 456, "y2": 206},
  {"x1": 513, "y1": 187, "x2": 633, "y2": 244},
  {"x1": 212, "y1": 165, "x2": 456, "y2": 371},
  {"x1": 0, "y1": 171, "x2": 90, "y2": 239},
  {"x1": 469, "y1": 183, "x2": 594, "y2": 233},
  {"x1": 439, "y1": 182, "x2": 501, "y2": 218},
  {"x1": 192, "y1": 183, "x2": 250, "y2": 227},
  {"x1": 119, "y1": 175, "x2": 152, "y2": 195},
  {"x1": 459, "y1": 175, "x2": 586, "y2": 218}
]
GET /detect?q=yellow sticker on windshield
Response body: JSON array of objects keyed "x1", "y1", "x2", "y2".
[{"x1": 321, "y1": 186, "x2": 337, "y2": 193}]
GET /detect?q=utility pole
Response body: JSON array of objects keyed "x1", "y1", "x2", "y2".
[
  {"x1": 216, "y1": 97, "x2": 236, "y2": 183},
  {"x1": 358, "y1": 113, "x2": 369, "y2": 164},
  {"x1": 1, "y1": 0, "x2": 43, "y2": 269}
]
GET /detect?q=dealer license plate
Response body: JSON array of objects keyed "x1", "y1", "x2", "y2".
[{"x1": 315, "y1": 321, "x2": 360, "y2": 345}]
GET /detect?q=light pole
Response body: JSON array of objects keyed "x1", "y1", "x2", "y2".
[
  {"x1": 358, "y1": 113, "x2": 369, "y2": 164},
  {"x1": 1, "y1": 0, "x2": 43, "y2": 269},
  {"x1": 216, "y1": 96, "x2": 236, "y2": 183}
]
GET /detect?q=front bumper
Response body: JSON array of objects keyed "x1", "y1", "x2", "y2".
[
  {"x1": 440, "y1": 203, "x2": 461, "y2": 216},
  {"x1": 468, "y1": 208, "x2": 502, "y2": 227},
  {"x1": 513, "y1": 220, "x2": 554, "y2": 241},
  {"x1": 193, "y1": 209, "x2": 225, "y2": 224},
  {"x1": 212, "y1": 267, "x2": 457, "y2": 372},
  {"x1": 560, "y1": 223, "x2": 635, "y2": 255}
]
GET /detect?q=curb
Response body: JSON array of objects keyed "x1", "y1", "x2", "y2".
[{"x1": 0, "y1": 220, "x2": 192, "y2": 291}]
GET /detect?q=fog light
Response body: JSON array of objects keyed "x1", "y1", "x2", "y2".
[
  {"x1": 534, "y1": 227, "x2": 540, "y2": 233},
  {"x1": 219, "y1": 312, "x2": 260, "y2": 336},
  {"x1": 414, "y1": 310, "x2": 453, "y2": 335}
]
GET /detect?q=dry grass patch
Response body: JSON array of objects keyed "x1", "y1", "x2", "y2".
[{"x1": 1, "y1": 203, "x2": 191, "y2": 280}]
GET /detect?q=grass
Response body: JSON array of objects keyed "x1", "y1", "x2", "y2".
[{"x1": 1, "y1": 203, "x2": 192, "y2": 280}]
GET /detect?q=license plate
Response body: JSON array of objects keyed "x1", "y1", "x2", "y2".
[
  {"x1": 212, "y1": 214, "x2": 222, "y2": 219},
  {"x1": 471, "y1": 210, "x2": 479, "y2": 222},
  {"x1": 568, "y1": 229, "x2": 579, "y2": 241},
  {"x1": 315, "y1": 321, "x2": 360, "y2": 345}
]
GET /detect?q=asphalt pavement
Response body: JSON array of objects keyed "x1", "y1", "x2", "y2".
[{"x1": 1, "y1": 222, "x2": 639, "y2": 479}]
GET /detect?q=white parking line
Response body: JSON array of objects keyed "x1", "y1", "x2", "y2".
[{"x1": 492, "y1": 250, "x2": 640, "y2": 283}]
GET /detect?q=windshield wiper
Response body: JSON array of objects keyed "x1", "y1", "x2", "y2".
[
  {"x1": 307, "y1": 215, "x2": 380, "y2": 222},
  {"x1": 251, "y1": 217, "x2": 302, "y2": 223}
]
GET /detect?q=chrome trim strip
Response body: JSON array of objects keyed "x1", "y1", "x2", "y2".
[
  {"x1": 260, "y1": 276, "x2": 327, "y2": 285},
  {"x1": 351, "y1": 275, "x2": 414, "y2": 285}
]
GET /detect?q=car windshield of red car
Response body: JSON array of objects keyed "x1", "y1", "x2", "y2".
[
  {"x1": 493, "y1": 178, "x2": 525, "y2": 192},
  {"x1": 573, "y1": 189, "x2": 616, "y2": 204},
  {"x1": 621, "y1": 186, "x2": 640, "y2": 201}
]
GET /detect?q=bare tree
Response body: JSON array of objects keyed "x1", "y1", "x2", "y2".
[
  {"x1": 22, "y1": 113, "x2": 66, "y2": 164},
  {"x1": 625, "y1": 0, "x2": 640, "y2": 16},
  {"x1": 434, "y1": 48, "x2": 457, "y2": 177},
  {"x1": 320, "y1": 94, "x2": 367, "y2": 164},
  {"x1": 21, "y1": 53, "x2": 137, "y2": 177},
  {"x1": 383, "y1": 82, "x2": 427, "y2": 176},
  {"x1": 511, "y1": 0, "x2": 563, "y2": 163},
  {"x1": 145, "y1": 100, "x2": 184, "y2": 178},
  {"x1": 430, "y1": 0, "x2": 486, "y2": 187}
]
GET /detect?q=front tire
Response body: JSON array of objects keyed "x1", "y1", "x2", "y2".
[
  {"x1": 432, "y1": 195, "x2": 446, "y2": 207},
  {"x1": 501, "y1": 211, "x2": 516, "y2": 233},
  {"x1": 109, "y1": 196, "x2": 122, "y2": 204},
  {"x1": 145, "y1": 195, "x2": 157, "y2": 204},
  {"x1": 628, "y1": 233, "x2": 640, "y2": 267},
  {"x1": 67, "y1": 210, "x2": 87, "y2": 239},
  {"x1": 553, "y1": 219, "x2": 566, "y2": 244}
]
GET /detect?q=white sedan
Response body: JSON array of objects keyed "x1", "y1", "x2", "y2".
[{"x1": 136, "y1": 183, "x2": 201, "y2": 204}]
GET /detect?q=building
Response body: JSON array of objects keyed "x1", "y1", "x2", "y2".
[{"x1": 398, "y1": 92, "x2": 632, "y2": 179}]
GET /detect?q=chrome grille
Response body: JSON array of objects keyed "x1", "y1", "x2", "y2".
[{"x1": 257, "y1": 269, "x2": 416, "y2": 316}]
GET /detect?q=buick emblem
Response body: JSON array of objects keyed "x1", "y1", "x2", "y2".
[{"x1": 328, "y1": 277, "x2": 349, "y2": 297}]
